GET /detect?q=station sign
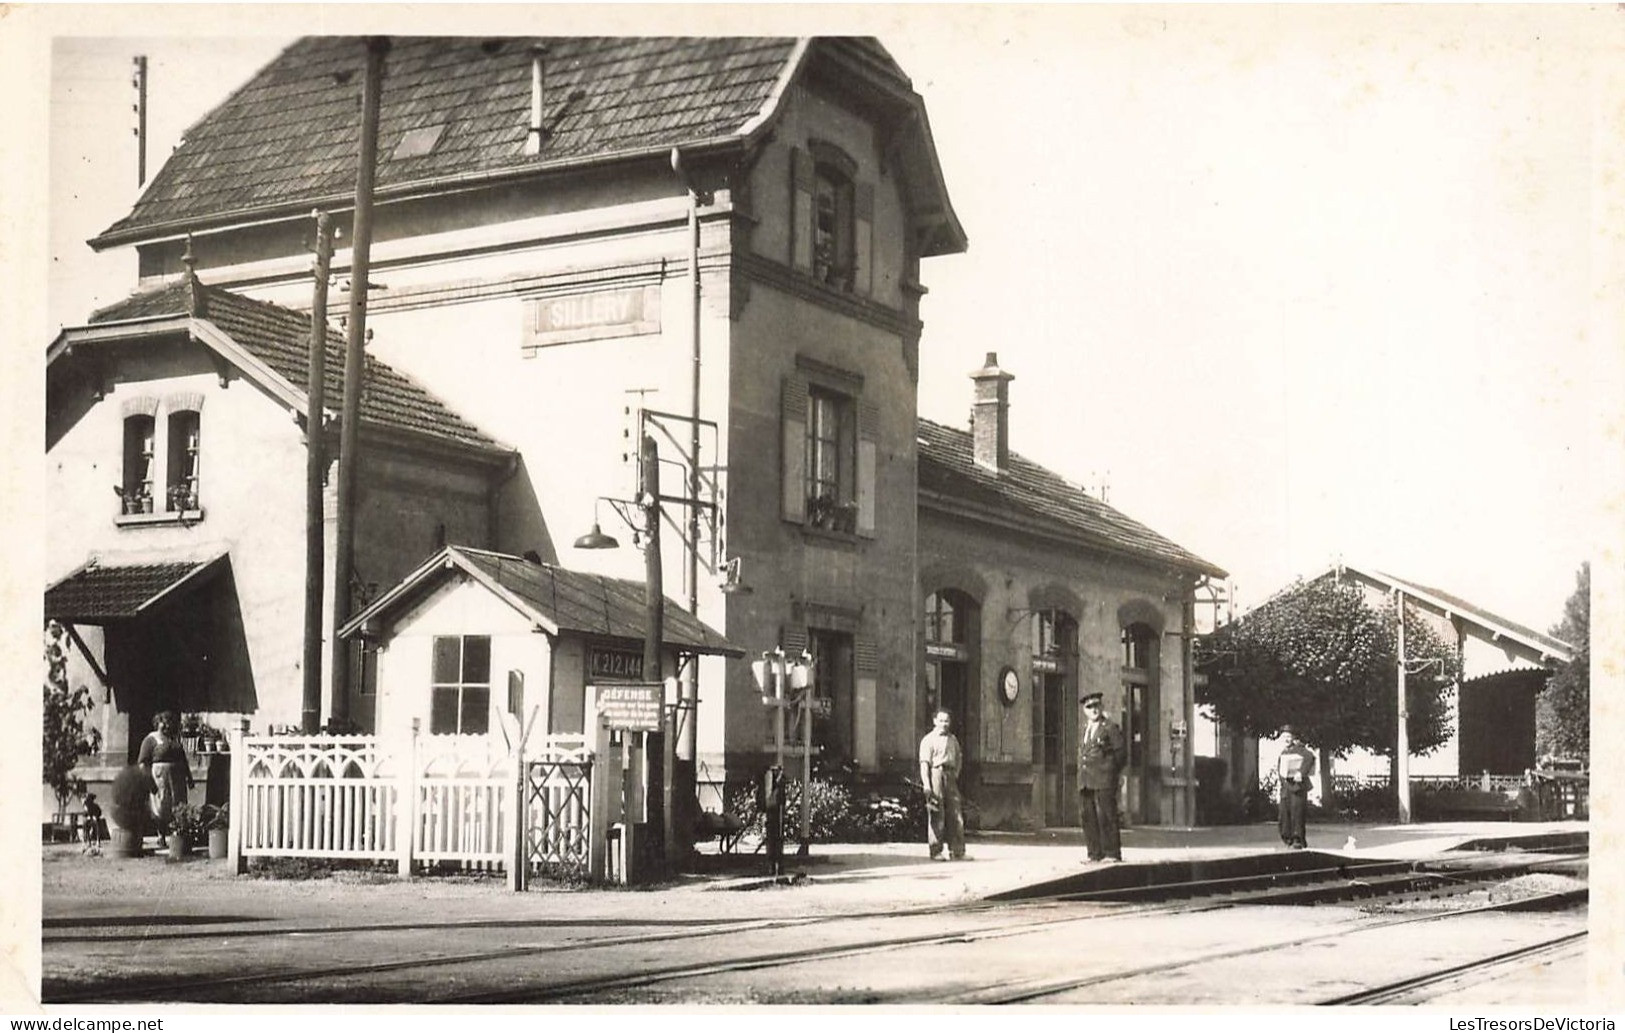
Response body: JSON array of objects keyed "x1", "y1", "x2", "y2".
[
  {"x1": 523, "y1": 285, "x2": 662, "y2": 350},
  {"x1": 594, "y1": 683, "x2": 663, "y2": 732}
]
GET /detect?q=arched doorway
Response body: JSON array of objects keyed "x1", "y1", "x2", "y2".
[
  {"x1": 1032, "y1": 608, "x2": 1079, "y2": 826},
  {"x1": 924, "y1": 589, "x2": 979, "y2": 776}
]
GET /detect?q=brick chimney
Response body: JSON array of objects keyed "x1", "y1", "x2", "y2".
[{"x1": 970, "y1": 352, "x2": 1014, "y2": 472}]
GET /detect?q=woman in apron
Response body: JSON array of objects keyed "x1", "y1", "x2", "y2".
[{"x1": 138, "y1": 711, "x2": 193, "y2": 847}]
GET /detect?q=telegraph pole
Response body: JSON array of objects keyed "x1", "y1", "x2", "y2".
[
  {"x1": 1396, "y1": 589, "x2": 1412, "y2": 823},
  {"x1": 331, "y1": 36, "x2": 388, "y2": 726},
  {"x1": 302, "y1": 211, "x2": 336, "y2": 733},
  {"x1": 132, "y1": 56, "x2": 147, "y2": 187},
  {"x1": 636, "y1": 432, "x2": 664, "y2": 882}
]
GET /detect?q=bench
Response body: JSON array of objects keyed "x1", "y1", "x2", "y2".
[{"x1": 1414, "y1": 789, "x2": 1521, "y2": 821}]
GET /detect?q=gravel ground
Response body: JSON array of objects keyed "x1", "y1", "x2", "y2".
[{"x1": 1352, "y1": 870, "x2": 1588, "y2": 914}]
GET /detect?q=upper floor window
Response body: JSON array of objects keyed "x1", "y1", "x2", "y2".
[
  {"x1": 431, "y1": 635, "x2": 491, "y2": 735},
  {"x1": 813, "y1": 165, "x2": 855, "y2": 292},
  {"x1": 806, "y1": 386, "x2": 857, "y2": 532},
  {"x1": 116, "y1": 396, "x2": 204, "y2": 524},
  {"x1": 166, "y1": 410, "x2": 201, "y2": 512},
  {"x1": 1123, "y1": 623, "x2": 1155, "y2": 671},
  {"x1": 121, "y1": 414, "x2": 155, "y2": 514},
  {"x1": 781, "y1": 362, "x2": 876, "y2": 539}
]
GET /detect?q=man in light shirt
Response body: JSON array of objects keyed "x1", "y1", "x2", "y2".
[
  {"x1": 1276, "y1": 724, "x2": 1317, "y2": 849},
  {"x1": 918, "y1": 708, "x2": 965, "y2": 861}
]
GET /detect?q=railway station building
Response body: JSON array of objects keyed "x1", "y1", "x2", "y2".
[{"x1": 47, "y1": 35, "x2": 1224, "y2": 829}]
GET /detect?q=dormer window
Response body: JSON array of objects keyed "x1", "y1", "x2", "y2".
[
  {"x1": 813, "y1": 165, "x2": 855, "y2": 291},
  {"x1": 790, "y1": 141, "x2": 873, "y2": 296}
]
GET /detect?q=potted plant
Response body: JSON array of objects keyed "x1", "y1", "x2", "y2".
[
  {"x1": 169, "y1": 802, "x2": 207, "y2": 861},
  {"x1": 197, "y1": 723, "x2": 224, "y2": 754},
  {"x1": 202, "y1": 803, "x2": 229, "y2": 860},
  {"x1": 180, "y1": 713, "x2": 202, "y2": 754},
  {"x1": 108, "y1": 765, "x2": 151, "y2": 857}
]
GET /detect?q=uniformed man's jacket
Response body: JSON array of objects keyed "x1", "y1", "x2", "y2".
[{"x1": 1078, "y1": 718, "x2": 1127, "y2": 790}]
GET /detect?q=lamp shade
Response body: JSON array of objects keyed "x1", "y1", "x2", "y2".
[{"x1": 572, "y1": 522, "x2": 620, "y2": 550}]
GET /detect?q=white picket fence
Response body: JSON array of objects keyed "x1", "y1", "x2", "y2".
[{"x1": 227, "y1": 725, "x2": 595, "y2": 883}]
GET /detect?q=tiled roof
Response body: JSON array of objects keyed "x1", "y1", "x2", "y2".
[
  {"x1": 917, "y1": 417, "x2": 1226, "y2": 579},
  {"x1": 99, "y1": 36, "x2": 803, "y2": 243},
  {"x1": 88, "y1": 278, "x2": 510, "y2": 457},
  {"x1": 343, "y1": 545, "x2": 739, "y2": 656},
  {"x1": 46, "y1": 555, "x2": 226, "y2": 622}
]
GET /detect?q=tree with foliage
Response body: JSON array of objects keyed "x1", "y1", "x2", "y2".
[
  {"x1": 1537, "y1": 562, "x2": 1588, "y2": 761},
  {"x1": 1195, "y1": 576, "x2": 1459, "y2": 807},
  {"x1": 43, "y1": 620, "x2": 102, "y2": 817}
]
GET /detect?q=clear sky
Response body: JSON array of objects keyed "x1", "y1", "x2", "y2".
[{"x1": 37, "y1": 6, "x2": 1619, "y2": 637}]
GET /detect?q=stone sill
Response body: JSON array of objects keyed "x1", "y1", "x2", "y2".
[{"x1": 115, "y1": 508, "x2": 205, "y2": 528}]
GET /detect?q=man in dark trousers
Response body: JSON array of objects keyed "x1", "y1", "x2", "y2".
[
  {"x1": 1276, "y1": 724, "x2": 1317, "y2": 849},
  {"x1": 1078, "y1": 692, "x2": 1127, "y2": 863}
]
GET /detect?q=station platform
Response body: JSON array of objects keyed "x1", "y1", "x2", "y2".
[{"x1": 694, "y1": 820, "x2": 1588, "y2": 906}]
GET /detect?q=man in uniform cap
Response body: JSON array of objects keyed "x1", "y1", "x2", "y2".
[
  {"x1": 1078, "y1": 691, "x2": 1127, "y2": 863},
  {"x1": 1276, "y1": 724, "x2": 1317, "y2": 849}
]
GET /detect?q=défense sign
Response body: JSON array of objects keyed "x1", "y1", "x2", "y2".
[{"x1": 594, "y1": 683, "x2": 663, "y2": 732}]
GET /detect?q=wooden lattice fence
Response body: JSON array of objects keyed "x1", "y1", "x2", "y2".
[{"x1": 227, "y1": 725, "x2": 598, "y2": 884}]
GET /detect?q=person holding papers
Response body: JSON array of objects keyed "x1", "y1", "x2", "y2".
[{"x1": 1276, "y1": 724, "x2": 1317, "y2": 849}]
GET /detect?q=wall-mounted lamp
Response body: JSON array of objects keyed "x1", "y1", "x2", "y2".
[{"x1": 719, "y1": 557, "x2": 753, "y2": 596}]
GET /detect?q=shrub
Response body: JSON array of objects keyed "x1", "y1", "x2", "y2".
[
  {"x1": 109, "y1": 764, "x2": 152, "y2": 833},
  {"x1": 43, "y1": 621, "x2": 101, "y2": 816},
  {"x1": 1333, "y1": 782, "x2": 1397, "y2": 822},
  {"x1": 725, "y1": 774, "x2": 930, "y2": 844},
  {"x1": 1242, "y1": 771, "x2": 1279, "y2": 821}
]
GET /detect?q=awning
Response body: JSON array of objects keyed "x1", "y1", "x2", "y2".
[{"x1": 45, "y1": 554, "x2": 229, "y2": 624}]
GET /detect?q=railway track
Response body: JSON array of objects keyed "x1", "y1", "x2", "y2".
[
  {"x1": 1319, "y1": 931, "x2": 1588, "y2": 1005},
  {"x1": 46, "y1": 848, "x2": 1585, "y2": 1004}
]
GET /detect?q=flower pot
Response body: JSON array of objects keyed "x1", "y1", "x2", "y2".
[
  {"x1": 110, "y1": 826, "x2": 144, "y2": 858},
  {"x1": 207, "y1": 827, "x2": 228, "y2": 860},
  {"x1": 166, "y1": 835, "x2": 189, "y2": 861}
]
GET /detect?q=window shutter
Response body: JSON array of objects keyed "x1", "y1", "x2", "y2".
[
  {"x1": 854, "y1": 182, "x2": 874, "y2": 295},
  {"x1": 855, "y1": 400, "x2": 879, "y2": 538},
  {"x1": 855, "y1": 635, "x2": 878, "y2": 768},
  {"x1": 781, "y1": 375, "x2": 808, "y2": 524},
  {"x1": 781, "y1": 625, "x2": 808, "y2": 654},
  {"x1": 790, "y1": 147, "x2": 815, "y2": 273}
]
